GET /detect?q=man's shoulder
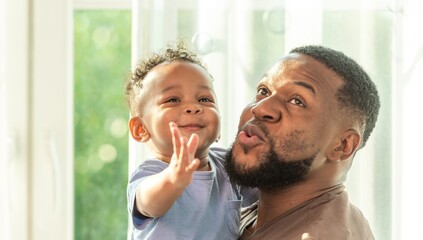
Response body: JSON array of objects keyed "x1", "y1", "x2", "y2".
[
  {"x1": 305, "y1": 191, "x2": 375, "y2": 239},
  {"x1": 238, "y1": 189, "x2": 374, "y2": 240}
]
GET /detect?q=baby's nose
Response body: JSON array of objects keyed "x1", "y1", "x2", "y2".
[{"x1": 185, "y1": 104, "x2": 202, "y2": 114}]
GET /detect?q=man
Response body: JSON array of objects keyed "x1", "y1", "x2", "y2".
[{"x1": 225, "y1": 45, "x2": 380, "y2": 240}]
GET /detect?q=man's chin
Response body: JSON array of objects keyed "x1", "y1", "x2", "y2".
[
  {"x1": 224, "y1": 145, "x2": 314, "y2": 190},
  {"x1": 224, "y1": 146, "x2": 260, "y2": 187},
  {"x1": 228, "y1": 147, "x2": 257, "y2": 172}
]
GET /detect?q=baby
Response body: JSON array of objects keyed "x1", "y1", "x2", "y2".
[{"x1": 125, "y1": 41, "x2": 257, "y2": 240}]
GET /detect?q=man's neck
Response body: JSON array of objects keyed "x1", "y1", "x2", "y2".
[{"x1": 253, "y1": 182, "x2": 343, "y2": 230}]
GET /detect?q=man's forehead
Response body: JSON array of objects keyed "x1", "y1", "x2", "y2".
[
  {"x1": 261, "y1": 53, "x2": 343, "y2": 93},
  {"x1": 267, "y1": 54, "x2": 305, "y2": 74},
  {"x1": 269, "y1": 53, "x2": 339, "y2": 78},
  {"x1": 264, "y1": 55, "x2": 308, "y2": 81}
]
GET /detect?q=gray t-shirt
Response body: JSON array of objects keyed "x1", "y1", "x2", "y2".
[
  {"x1": 127, "y1": 147, "x2": 257, "y2": 240},
  {"x1": 240, "y1": 185, "x2": 375, "y2": 240}
]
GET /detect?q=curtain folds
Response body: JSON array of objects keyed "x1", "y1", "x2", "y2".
[{"x1": 129, "y1": 1, "x2": 422, "y2": 240}]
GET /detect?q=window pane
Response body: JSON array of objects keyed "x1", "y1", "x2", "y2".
[{"x1": 74, "y1": 10, "x2": 131, "y2": 240}]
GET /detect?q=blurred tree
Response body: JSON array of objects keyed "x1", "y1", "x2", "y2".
[{"x1": 74, "y1": 10, "x2": 131, "y2": 240}]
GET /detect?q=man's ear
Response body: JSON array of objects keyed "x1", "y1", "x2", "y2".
[
  {"x1": 327, "y1": 129, "x2": 361, "y2": 162},
  {"x1": 128, "y1": 117, "x2": 150, "y2": 142}
]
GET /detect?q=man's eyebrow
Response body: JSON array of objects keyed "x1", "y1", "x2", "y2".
[{"x1": 292, "y1": 81, "x2": 315, "y2": 95}]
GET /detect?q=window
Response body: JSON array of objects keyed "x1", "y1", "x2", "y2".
[
  {"x1": 73, "y1": 10, "x2": 131, "y2": 239},
  {"x1": 1, "y1": 1, "x2": 422, "y2": 240}
]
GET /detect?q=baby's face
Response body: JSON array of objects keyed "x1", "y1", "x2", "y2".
[{"x1": 139, "y1": 61, "x2": 220, "y2": 158}]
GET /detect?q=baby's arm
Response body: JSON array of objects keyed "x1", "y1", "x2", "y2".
[{"x1": 135, "y1": 122, "x2": 200, "y2": 218}]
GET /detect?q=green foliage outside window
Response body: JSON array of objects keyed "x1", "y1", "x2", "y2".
[{"x1": 74, "y1": 10, "x2": 131, "y2": 240}]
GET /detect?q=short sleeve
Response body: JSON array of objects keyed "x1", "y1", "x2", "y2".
[{"x1": 127, "y1": 159, "x2": 168, "y2": 229}]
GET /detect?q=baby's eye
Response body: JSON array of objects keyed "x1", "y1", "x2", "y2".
[
  {"x1": 199, "y1": 97, "x2": 214, "y2": 103},
  {"x1": 164, "y1": 98, "x2": 180, "y2": 103},
  {"x1": 289, "y1": 97, "x2": 305, "y2": 107},
  {"x1": 257, "y1": 86, "x2": 270, "y2": 96}
]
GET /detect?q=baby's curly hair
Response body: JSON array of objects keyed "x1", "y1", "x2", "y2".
[{"x1": 125, "y1": 41, "x2": 207, "y2": 116}]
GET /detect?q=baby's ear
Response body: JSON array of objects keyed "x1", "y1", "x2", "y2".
[
  {"x1": 128, "y1": 117, "x2": 150, "y2": 142},
  {"x1": 326, "y1": 129, "x2": 361, "y2": 162}
]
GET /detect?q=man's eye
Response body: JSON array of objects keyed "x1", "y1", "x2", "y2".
[
  {"x1": 165, "y1": 98, "x2": 180, "y2": 103},
  {"x1": 199, "y1": 97, "x2": 213, "y2": 103},
  {"x1": 257, "y1": 87, "x2": 269, "y2": 96},
  {"x1": 289, "y1": 97, "x2": 305, "y2": 107}
]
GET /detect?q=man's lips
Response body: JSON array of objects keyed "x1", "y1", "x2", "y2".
[{"x1": 236, "y1": 124, "x2": 266, "y2": 147}]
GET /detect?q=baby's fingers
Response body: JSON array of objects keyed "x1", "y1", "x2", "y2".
[
  {"x1": 177, "y1": 135, "x2": 190, "y2": 169},
  {"x1": 187, "y1": 133, "x2": 199, "y2": 158},
  {"x1": 170, "y1": 122, "x2": 181, "y2": 157},
  {"x1": 186, "y1": 158, "x2": 200, "y2": 172}
]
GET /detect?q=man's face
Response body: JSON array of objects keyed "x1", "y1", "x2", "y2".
[
  {"x1": 225, "y1": 53, "x2": 344, "y2": 190},
  {"x1": 137, "y1": 61, "x2": 220, "y2": 159}
]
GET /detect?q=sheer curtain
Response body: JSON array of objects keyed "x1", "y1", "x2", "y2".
[
  {"x1": 129, "y1": 0, "x2": 423, "y2": 239},
  {"x1": 393, "y1": 0, "x2": 423, "y2": 238},
  {"x1": 1, "y1": 0, "x2": 8, "y2": 238},
  {"x1": 1, "y1": 1, "x2": 31, "y2": 239},
  {"x1": 0, "y1": 0, "x2": 73, "y2": 239}
]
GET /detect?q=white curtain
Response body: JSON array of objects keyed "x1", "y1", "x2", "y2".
[
  {"x1": 0, "y1": 0, "x2": 31, "y2": 239},
  {"x1": 0, "y1": 0, "x2": 73, "y2": 239},
  {"x1": 0, "y1": 0, "x2": 8, "y2": 238},
  {"x1": 130, "y1": 0, "x2": 423, "y2": 239},
  {"x1": 394, "y1": 0, "x2": 423, "y2": 238}
]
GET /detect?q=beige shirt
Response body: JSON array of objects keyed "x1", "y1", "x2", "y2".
[{"x1": 240, "y1": 185, "x2": 374, "y2": 240}]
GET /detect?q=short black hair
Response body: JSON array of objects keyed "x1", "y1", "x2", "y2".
[
  {"x1": 125, "y1": 41, "x2": 207, "y2": 116},
  {"x1": 290, "y1": 45, "x2": 380, "y2": 148}
]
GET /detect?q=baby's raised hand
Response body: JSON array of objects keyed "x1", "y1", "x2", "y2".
[{"x1": 167, "y1": 122, "x2": 200, "y2": 188}]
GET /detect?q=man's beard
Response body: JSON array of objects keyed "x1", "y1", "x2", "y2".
[{"x1": 224, "y1": 146, "x2": 314, "y2": 190}]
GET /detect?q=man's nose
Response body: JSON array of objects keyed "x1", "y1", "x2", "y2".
[
  {"x1": 251, "y1": 97, "x2": 281, "y2": 122},
  {"x1": 185, "y1": 103, "x2": 203, "y2": 114}
]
